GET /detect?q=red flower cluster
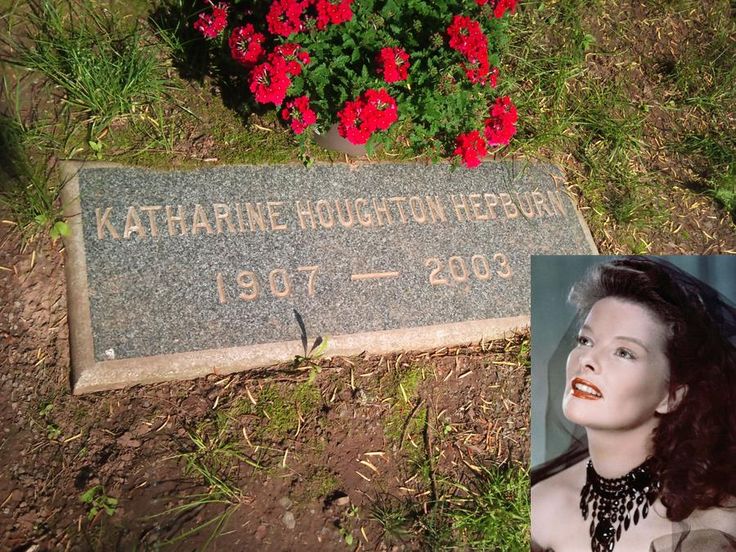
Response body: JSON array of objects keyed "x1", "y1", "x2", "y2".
[
  {"x1": 493, "y1": 0, "x2": 517, "y2": 18},
  {"x1": 266, "y1": 0, "x2": 307, "y2": 36},
  {"x1": 281, "y1": 95, "x2": 318, "y2": 134},
  {"x1": 453, "y1": 130, "x2": 488, "y2": 168},
  {"x1": 315, "y1": 0, "x2": 354, "y2": 30},
  {"x1": 249, "y1": 58, "x2": 291, "y2": 105},
  {"x1": 337, "y1": 88, "x2": 398, "y2": 145},
  {"x1": 475, "y1": 0, "x2": 517, "y2": 17},
  {"x1": 455, "y1": 96, "x2": 518, "y2": 167},
  {"x1": 447, "y1": 15, "x2": 485, "y2": 56},
  {"x1": 376, "y1": 47, "x2": 410, "y2": 83},
  {"x1": 447, "y1": 15, "x2": 494, "y2": 85},
  {"x1": 229, "y1": 24, "x2": 265, "y2": 66},
  {"x1": 273, "y1": 43, "x2": 311, "y2": 75},
  {"x1": 193, "y1": 2, "x2": 229, "y2": 39},
  {"x1": 484, "y1": 96, "x2": 518, "y2": 145},
  {"x1": 248, "y1": 43, "x2": 310, "y2": 105},
  {"x1": 264, "y1": 0, "x2": 352, "y2": 36}
]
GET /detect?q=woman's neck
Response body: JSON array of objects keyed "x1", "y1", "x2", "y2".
[{"x1": 585, "y1": 422, "x2": 657, "y2": 478}]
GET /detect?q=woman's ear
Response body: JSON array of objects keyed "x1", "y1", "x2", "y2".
[{"x1": 656, "y1": 385, "x2": 687, "y2": 415}]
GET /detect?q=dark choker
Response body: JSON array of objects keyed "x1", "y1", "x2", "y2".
[{"x1": 579, "y1": 458, "x2": 660, "y2": 552}]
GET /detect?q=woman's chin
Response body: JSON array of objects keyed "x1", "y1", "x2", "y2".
[{"x1": 562, "y1": 394, "x2": 599, "y2": 426}]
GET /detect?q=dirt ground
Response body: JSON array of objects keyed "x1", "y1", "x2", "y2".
[{"x1": 0, "y1": 222, "x2": 530, "y2": 551}]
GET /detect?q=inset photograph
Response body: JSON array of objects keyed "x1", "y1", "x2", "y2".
[{"x1": 531, "y1": 256, "x2": 736, "y2": 552}]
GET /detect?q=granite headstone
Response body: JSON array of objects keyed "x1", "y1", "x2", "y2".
[{"x1": 61, "y1": 161, "x2": 597, "y2": 393}]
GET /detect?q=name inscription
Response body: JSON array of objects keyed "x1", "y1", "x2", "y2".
[{"x1": 94, "y1": 191, "x2": 567, "y2": 240}]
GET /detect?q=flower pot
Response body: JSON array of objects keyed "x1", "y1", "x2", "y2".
[{"x1": 313, "y1": 124, "x2": 367, "y2": 157}]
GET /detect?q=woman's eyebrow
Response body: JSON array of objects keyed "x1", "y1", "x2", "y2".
[
  {"x1": 614, "y1": 336, "x2": 649, "y2": 352},
  {"x1": 581, "y1": 324, "x2": 650, "y2": 352}
]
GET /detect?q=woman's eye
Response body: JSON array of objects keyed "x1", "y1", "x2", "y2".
[
  {"x1": 615, "y1": 348, "x2": 636, "y2": 360},
  {"x1": 576, "y1": 335, "x2": 591, "y2": 346}
]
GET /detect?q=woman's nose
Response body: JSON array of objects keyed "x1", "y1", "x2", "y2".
[{"x1": 578, "y1": 349, "x2": 600, "y2": 373}]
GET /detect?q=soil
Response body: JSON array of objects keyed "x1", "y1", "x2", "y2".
[{"x1": 0, "y1": 223, "x2": 530, "y2": 551}]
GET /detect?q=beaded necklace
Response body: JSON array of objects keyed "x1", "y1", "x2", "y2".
[{"x1": 580, "y1": 458, "x2": 661, "y2": 552}]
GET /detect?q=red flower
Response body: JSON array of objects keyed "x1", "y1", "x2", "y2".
[
  {"x1": 363, "y1": 88, "x2": 398, "y2": 131},
  {"x1": 272, "y1": 43, "x2": 311, "y2": 76},
  {"x1": 193, "y1": 2, "x2": 229, "y2": 39},
  {"x1": 281, "y1": 95, "x2": 317, "y2": 134},
  {"x1": 376, "y1": 47, "x2": 410, "y2": 83},
  {"x1": 447, "y1": 15, "x2": 487, "y2": 60},
  {"x1": 488, "y1": 66, "x2": 499, "y2": 87},
  {"x1": 249, "y1": 58, "x2": 292, "y2": 105},
  {"x1": 314, "y1": 0, "x2": 354, "y2": 30},
  {"x1": 267, "y1": 0, "x2": 308, "y2": 37},
  {"x1": 493, "y1": 0, "x2": 517, "y2": 18},
  {"x1": 484, "y1": 96, "x2": 518, "y2": 146},
  {"x1": 337, "y1": 88, "x2": 398, "y2": 144},
  {"x1": 447, "y1": 15, "x2": 492, "y2": 83},
  {"x1": 475, "y1": 0, "x2": 517, "y2": 17},
  {"x1": 229, "y1": 25, "x2": 265, "y2": 65},
  {"x1": 337, "y1": 99, "x2": 373, "y2": 145},
  {"x1": 454, "y1": 130, "x2": 488, "y2": 168},
  {"x1": 463, "y1": 57, "x2": 490, "y2": 84},
  {"x1": 464, "y1": 63, "x2": 499, "y2": 86}
]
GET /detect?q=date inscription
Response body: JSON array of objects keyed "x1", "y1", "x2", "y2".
[{"x1": 214, "y1": 252, "x2": 512, "y2": 304}]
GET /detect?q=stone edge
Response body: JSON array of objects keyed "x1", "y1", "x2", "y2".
[
  {"x1": 60, "y1": 160, "x2": 96, "y2": 392},
  {"x1": 70, "y1": 315, "x2": 530, "y2": 394}
]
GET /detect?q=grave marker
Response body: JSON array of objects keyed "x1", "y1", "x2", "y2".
[{"x1": 61, "y1": 161, "x2": 597, "y2": 393}]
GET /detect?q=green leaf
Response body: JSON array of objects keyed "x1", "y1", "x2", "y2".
[
  {"x1": 310, "y1": 335, "x2": 329, "y2": 358},
  {"x1": 50, "y1": 220, "x2": 69, "y2": 241},
  {"x1": 290, "y1": 76, "x2": 304, "y2": 96},
  {"x1": 380, "y1": 0, "x2": 399, "y2": 18},
  {"x1": 80, "y1": 485, "x2": 101, "y2": 504}
]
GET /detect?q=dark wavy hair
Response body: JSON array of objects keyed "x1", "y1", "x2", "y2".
[{"x1": 568, "y1": 256, "x2": 736, "y2": 521}]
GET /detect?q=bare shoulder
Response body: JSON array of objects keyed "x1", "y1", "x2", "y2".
[
  {"x1": 532, "y1": 457, "x2": 587, "y2": 500},
  {"x1": 532, "y1": 458, "x2": 588, "y2": 544}
]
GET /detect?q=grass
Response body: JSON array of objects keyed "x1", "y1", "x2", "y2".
[
  {"x1": 150, "y1": 380, "x2": 324, "y2": 549},
  {"x1": 253, "y1": 382, "x2": 322, "y2": 441},
  {"x1": 664, "y1": 5, "x2": 736, "y2": 216},
  {"x1": 0, "y1": 0, "x2": 173, "y2": 241},
  {"x1": 505, "y1": 0, "x2": 736, "y2": 248},
  {"x1": 158, "y1": 412, "x2": 261, "y2": 550},
  {"x1": 442, "y1": 465, "x2": 530, "y2": 550},
  {"x1": 368, "y1": 464, "x2": 530, "y2": 551},
  {"x1": 0, "y1": 110, "x2": 64, "y2": 242},
  {"x1": 4, "y1": 0, "x2": 170, "y2": 142},
  {"x1": 384, "y1": 363, "x2": 426, "y2": 447},
  {"x1": 507, "y1": 1, "x2": 652, "y2": 230}
]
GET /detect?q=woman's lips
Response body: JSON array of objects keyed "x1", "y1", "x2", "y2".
[{"x1": 570, "y1": 377, "x2": 603, "y2": 400}]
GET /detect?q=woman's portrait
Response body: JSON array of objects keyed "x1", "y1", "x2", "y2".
[{"x1": 530, "y1": 256, "x2": 736, "y2": 552}]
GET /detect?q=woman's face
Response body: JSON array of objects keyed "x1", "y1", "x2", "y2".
[{"x1": 563, "y1": 296, "x2": 673, "y2": 431}]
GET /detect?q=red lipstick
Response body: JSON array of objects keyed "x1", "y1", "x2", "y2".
[{"x1": 570, "y1": 377, "x2": 603, "y2": 400}]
